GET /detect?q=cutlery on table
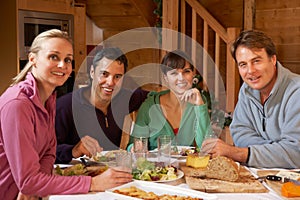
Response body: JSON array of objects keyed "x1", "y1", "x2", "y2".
[{"x1": 257, "y1": 175, "x2": 300, "y2": 185}]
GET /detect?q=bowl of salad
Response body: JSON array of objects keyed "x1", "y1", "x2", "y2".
[{"x1": 132, "y1": 157, "x2": 183, "y2": 182}]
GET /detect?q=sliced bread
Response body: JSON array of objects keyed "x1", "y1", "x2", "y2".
[{"x1": 206, "y1": 156, "x2": 239, "y2": 182}]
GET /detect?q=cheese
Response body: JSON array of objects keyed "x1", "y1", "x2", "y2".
[
  {"x1": 186, "y1": 154, "x2": 210, "y2": 168},
  {"x1": 281, "y1": 182, "x2": 300, "y2": 197}
]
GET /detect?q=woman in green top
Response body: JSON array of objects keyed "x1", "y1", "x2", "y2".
[{"x1": 128, "y1": 50, "x2": 210, "y2": 150}]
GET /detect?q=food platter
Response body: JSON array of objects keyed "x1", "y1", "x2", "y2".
[
  {"x1": 54, "y1": 163, "x2": 108, "y2": 177},
  {"x1": 106, "y1": 180, "x2": 217, "y2": 200}
]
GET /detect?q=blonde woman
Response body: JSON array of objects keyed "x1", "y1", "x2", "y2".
[{"x1": 0, "y1": 29, "x2": 131, "y2": 200}]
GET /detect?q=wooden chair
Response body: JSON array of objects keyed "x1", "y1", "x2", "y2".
[{"x1": 119, "y1": 111, "x2": 137, "y2": 150}]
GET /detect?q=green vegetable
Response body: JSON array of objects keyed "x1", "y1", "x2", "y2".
[
  {"x1": 132, "y1": 158, "x2": 177, "y2": 181},
  {"x1": 136, "y1": 157, "x2": 155, "y2": 171}
]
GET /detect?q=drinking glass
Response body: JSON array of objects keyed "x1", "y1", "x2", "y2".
[
  {"x1": 115, "y1": 151, "x2": 132, "y2": 173},
  {"x1": 157, "y1": 135, "x2": 172, "y2": 165},
  {"x1": 133, "y1": 136, "x2": 148, "y2": 153}
]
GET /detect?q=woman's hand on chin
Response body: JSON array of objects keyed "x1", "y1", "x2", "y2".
[{"x1": 181, "y1": 88, "x2": 204, "y2": 105}]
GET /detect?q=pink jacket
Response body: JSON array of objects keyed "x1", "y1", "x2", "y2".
[{"x1": 0, "y1": 73, "x2": 91, "y2": 199}]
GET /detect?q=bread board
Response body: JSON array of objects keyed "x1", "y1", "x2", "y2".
[
  {"x1": 181, "y1": 165, "x2": 268, "y2": 193},
  {"x1": 257, "y1": 170, "x2": 300, "y2": 200}
]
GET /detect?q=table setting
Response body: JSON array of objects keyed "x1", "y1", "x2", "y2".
[{"x1": 49, "y1": 136, "x2": 300, "y2": 200}]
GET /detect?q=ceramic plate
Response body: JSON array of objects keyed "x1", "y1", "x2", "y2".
[{"x1": 106, "y1": 180, "x2": 217, "y2": 200}]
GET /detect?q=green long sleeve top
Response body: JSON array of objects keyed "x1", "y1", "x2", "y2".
[{"x1": 128, "y1": 90, "x2": 210, "y2": 150}]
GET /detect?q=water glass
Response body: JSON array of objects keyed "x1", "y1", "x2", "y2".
[
  {"x1": 133, "y1": 136, "x2": 148, "y2": 153},
  {"x1": 157, "y1": 135, "x2": 172, "y2": 165},
  {"x1": 205, "y1": 122, "x2": 222, "y2": 139},
  {"x1": 115, "y1": 151, "x2": 132, "y2": 173}
]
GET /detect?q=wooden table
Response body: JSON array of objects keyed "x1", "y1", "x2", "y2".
[{"x1": 48, "y1": 157, "x2": 294, "y2": 200}]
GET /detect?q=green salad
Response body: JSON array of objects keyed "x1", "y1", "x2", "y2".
[{"x1": 132, "y1": 157, "x2": 178, "y2": 181}]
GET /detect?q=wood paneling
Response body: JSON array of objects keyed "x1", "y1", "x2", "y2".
[
  {"x1": 81, "y1": 0, "x2": 156, "y2": 31},
  {"x1": 277, "y1": 45, "x2": 300, "y2": 63},
  {"x1": 86, "y1": 3, "x2": 139, "y2": 16},
  {"x1": 92, "y1": 16, "x2": 146, "y2": 31},
  {"x1": 255, "y1": 0, "x2": 300, "y2": 74},
  {"x1": 18, "y1": 0, "x2": 74, "y2": 14},
  {"x1": 200, "y1": 0, "x2": 243, "y2": 28},
  {"x1": 73, "y1": 4, "x2": 87, "y2": 73},
  {"x1": 0, "y1": 1, "x2": 18, "y2": 94},
  {"x1": 255, "y1": 0, "x2": 300, "y2": 9}
]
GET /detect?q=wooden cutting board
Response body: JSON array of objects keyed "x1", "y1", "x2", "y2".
[
  {"x1": 257, "y1": 170, "x2": 300, "y2": 200},
  {"x1": 181, "y1": 165, "x2": 268, "y2": 193}
]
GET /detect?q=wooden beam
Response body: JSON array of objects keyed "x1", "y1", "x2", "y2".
[
  {"x1": 162, "y1": 0, "x2": 179, "y2": 51},
  {"x1": 244, "y1": 0, "x2": 255, "y2": 30},
  {"x1": 226, "y1": 27, "x2": 241, "y2": 112},
  {"x1": 180, "y1": 0, "x2": 186, "y2": 50},
  {"x1": 191, "y1": 8, "x2": 197, "y2": 69},
  {"x1": 215, "y1": 33, "x2": 220, "y2": 101},
  {"x1": 203, "y1": 21, "x2": 208, "y2": 90}
]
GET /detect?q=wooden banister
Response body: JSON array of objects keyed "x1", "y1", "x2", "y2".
[{"x1": 185, "y1": 0, "x2": 228, "y2": 42}]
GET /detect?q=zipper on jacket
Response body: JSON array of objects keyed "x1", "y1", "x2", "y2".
[
  {"x1": 105, "y1": 116, "x2": 109, "y2": 128},
  {"x1": 262, "y1": 116, "x2": 266, "y2": 132},
  {"x1": 262, "y1": 108, "x2": 266, "y2": 132}
]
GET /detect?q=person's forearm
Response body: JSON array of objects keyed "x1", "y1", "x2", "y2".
[{"x1": 227, "y1": 146, "x2": 249, "y2": 163}]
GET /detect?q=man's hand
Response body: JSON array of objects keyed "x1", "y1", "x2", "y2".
[
  {"x1": 201, "y1": 138, "x2": 248, "y2": 163},
  {"x1": 72, "y1": 135, "x2": 103, "y2": 158}
]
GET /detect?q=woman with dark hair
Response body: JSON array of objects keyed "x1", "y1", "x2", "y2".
[{"x1": 128, "y1": 50, "x2": 210, "y2": 150}]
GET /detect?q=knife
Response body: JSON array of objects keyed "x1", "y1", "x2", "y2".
[
  {"x1": 282, "y1": 177, "x2": 300, "y2": 185},
  {"x1": 260, "y1": 175, "x2": 300, "y2": 185},
  {"x1": 80, "y1": 157, "x2": 107, "y2": 167}
]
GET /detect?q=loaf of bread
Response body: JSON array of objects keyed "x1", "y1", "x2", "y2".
[
  {"x1": 206, "y1": 156, "x2": 240, "y2": 182},
  {"x1": 183, "y1": 157, "x2": 267, "y2": 193},
  {"x1": 182, "y1": 156, "x2": 240, "y2": 182}
]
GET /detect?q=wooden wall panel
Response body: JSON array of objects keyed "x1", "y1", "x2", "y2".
[
  {"x1": 0, "y1": 1, "x2": 18, "y2": 94},
  {"x1": 255, "y1": 0, "x2": 300, "y2": 74},
  {"x1": 255, "y1": 0, "x2": 299, "y2": 10},
  {"x1": 277, "y1": 45, "x2": 300, "y2": 67},
  {"x1": 200, "y1": 0, "x2": 243, "y2": 28}
]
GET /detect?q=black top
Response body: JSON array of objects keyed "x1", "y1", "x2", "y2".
[{"x1": 55, "y1": 86, "x2": 148, "y2": 163}]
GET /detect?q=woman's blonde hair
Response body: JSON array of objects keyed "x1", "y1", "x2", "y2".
[{"x1": 11, "y1": 29, "x2": 72, "y2": 86}]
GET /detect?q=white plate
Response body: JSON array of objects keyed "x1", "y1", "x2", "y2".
[
  {"x1": 74, "y1": 151, "x2": 118, "y2": 166},
  {"x1": 54, "y1": 164, "x2": 73, "y2": 169},
  {"x1": 171, "y1": 146, "x2": 195, "y2": 158},
  {"x1": 152, "y1": 169, "x2": 184, "y2": 183},
  {"x1": 106, "y1": 180, "x2": 217, "y2": 200},
  {"x1": 133, "y1": 169, "x2": 184, "y2": 183},
  {"x1": 150, "y1": 146, "x2": 195, "y2": 158}
]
